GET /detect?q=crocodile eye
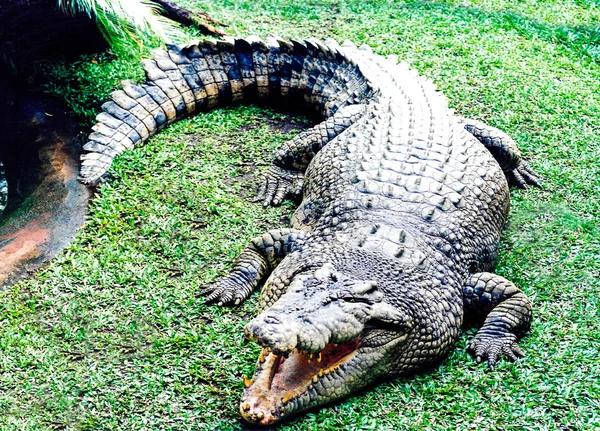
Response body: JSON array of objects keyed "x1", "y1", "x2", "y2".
[
  {"x1": 342, "y1": 297, "x2": 373, "y2": 305},
  {"x1": 352, "y1": 280, "x2": 379, "y2": 295},
  {"x1": 363, "y1": 282, "x2": 377, "y2": 294}
]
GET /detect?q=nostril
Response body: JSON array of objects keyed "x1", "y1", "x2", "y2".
[{"x1": 264, "y1": 315, "x2": 282, "y2": 325}]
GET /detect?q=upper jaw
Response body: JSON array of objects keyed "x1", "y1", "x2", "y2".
[
  {"x1": 239, "y1": 328, "x2": 407, "y2": 425},
  {"x1": 243, "y1": 299, "x2": 412, "y2": 358}
]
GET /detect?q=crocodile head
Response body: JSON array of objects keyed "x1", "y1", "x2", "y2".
[{"x1": 240, "y1": 262, "x2": 414, "y2": 425}]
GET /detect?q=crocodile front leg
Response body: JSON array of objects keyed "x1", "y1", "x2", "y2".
[
  {"x1": 463, "y1": 272, "x2": 532, "y2": 368},
  {"x1": 202, "y1": 228, "x2": 307, "y2": 306},
  {"x1": 258, "y1": 104, "x2": 366, "y2": 206},
  {"x1": 460, "y1": 118, "x2": 541, "y2": 189}
]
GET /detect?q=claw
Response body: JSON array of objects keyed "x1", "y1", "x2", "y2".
[
  {"x1": 469, "y1": 332, "x2": 524, "y2": 368},
  {"x1": 257, "y1": 177, "x2": 268, "y2": 201},
  {"x1": 204, "y1": 291, "x2": 220, "y2": 304},
  {"x1": 505, "y1": 348, "x2": 519, "y2": 362},
  {"x1": 512, "y1": 169, "x2": 528, "y2": 189},
  {"x1": 273, "y1": 186, "x2": 286, "y2": 206},
  {"x1": 201, "y1": 277, "x2": 247, "y2": 307},
  {"x1": 520, "y1": 160, "x2": 538, "y2": 177},
  {"x1": 199, "y1": 287, "x2": 214, "y2": 297},
  {"x1": 512, "y1": 344, "x2": 525, "y2": 358},
  {"x1": 510, "y1": 160, "x2": 542, "y2": 189},
  {"x1": 520, "y1": 169, "x2": 542, "y2": 189},
  {"x1": 257, "y1": 165, "x2": 304, "y2": 207}
]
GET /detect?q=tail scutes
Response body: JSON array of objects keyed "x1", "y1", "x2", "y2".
[{"x1": 79, "y1": 36, "x2": 376, "y2": 186}]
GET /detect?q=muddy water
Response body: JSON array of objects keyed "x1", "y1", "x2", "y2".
[{"x1": 0, "y1": 88, "x2": 90, "y2": 287}]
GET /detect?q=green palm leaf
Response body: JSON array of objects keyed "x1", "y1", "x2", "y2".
[{"x1": 57, "y1": 0, "x2": 185, "y2": 54}]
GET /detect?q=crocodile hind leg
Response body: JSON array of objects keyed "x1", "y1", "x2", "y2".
[
  {"x1": 460, "y1": 118, "x2": 541, "y2": 189},
  {"x1": 201, "y1": 228, "x2": 307, "y2": 306},
  {"x1": 258, "y1": 104, "x2": 366, "y2": 206},
  {"x1": 463, "y1": 272, "x2": 532, "y2": 368}
]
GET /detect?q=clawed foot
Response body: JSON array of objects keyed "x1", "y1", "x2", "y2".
[
  {"x1": 200, "y1": 273, "x2": 254, "y2": 306},
  {"x1": 509, "y1": 160, "x2": 542, "y2": 189},
  {"x1": 257, "y1": 166, "x2": 304, "y2": 206},
  {"x1": 468, "y1": 332, "x2": 525, "y2": 369}
]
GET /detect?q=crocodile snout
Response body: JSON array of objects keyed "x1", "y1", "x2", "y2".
[{"x1": 245, "y1": 315, "x2": 300, "y2": 355}]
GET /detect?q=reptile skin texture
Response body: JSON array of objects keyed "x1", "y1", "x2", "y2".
[{"x1": 81, "y1": 37, "x2": 540, "y2": 425}]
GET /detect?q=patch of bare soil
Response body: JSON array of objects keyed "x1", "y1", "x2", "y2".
[{"x1": 224, "y1": 112, "x2": 311, "y2": 200}]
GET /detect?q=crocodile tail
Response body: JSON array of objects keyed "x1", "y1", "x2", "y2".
[{"x1": 79, "y1": 36, "x2": 377, "y2": 186}]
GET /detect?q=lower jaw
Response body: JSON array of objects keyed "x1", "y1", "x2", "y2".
[
  {"x1": 240, "y1": 382, "x2": 316, "y2": 425},
  {"x1": 240, "y1": 343, "x2": 363, "y2": 424}
]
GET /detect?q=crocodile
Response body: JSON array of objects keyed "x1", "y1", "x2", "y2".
[{"x1": 80, "y1": 37, "x2": 540, "y2": 425}]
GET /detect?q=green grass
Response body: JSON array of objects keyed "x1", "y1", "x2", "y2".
[{"x1": 3, "y1": 0, "x2": 600, "y2": 429}]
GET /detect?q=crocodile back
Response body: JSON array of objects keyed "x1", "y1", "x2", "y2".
[{"x1": 295, "y1": 48, "x2": 510, "y2": 284}]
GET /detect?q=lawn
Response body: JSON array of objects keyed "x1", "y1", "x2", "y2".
[{"x1": 1, "y1": 0, "x2": 599, "y2": 430}]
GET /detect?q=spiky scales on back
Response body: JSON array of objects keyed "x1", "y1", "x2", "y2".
[{"x1": 81, "y1": 37, "x2": 540, "y2": 425}]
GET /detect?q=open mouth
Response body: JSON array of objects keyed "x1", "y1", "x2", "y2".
[
  {"x1": 240, "y1": 338, "x2": 361, "y2": 424},
  {"x1": 239, "y1": 313, "x2": 410, "y2": 426},
  {"x1": 269, "y1": 338, "x2": 361, "y2": 395}
]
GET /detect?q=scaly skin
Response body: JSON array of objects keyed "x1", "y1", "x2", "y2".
[{"x1": 81, "y1": 37, "x2": 540, "y2": 425}]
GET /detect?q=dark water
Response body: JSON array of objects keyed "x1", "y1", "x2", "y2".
[
  {"x1": 0, "y1": 162, "x2": 6, "y2": 214},
  {"x1": 0, "y1": 2, "x2": 109, "y2": 287},
  {"x1": 0, "y1": 85, "x2": 90, "y2": 287}
]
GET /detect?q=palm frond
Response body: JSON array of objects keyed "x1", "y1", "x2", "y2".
[{"x1": 57, "y1": 0, "x2": 185, "y2": 54}]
